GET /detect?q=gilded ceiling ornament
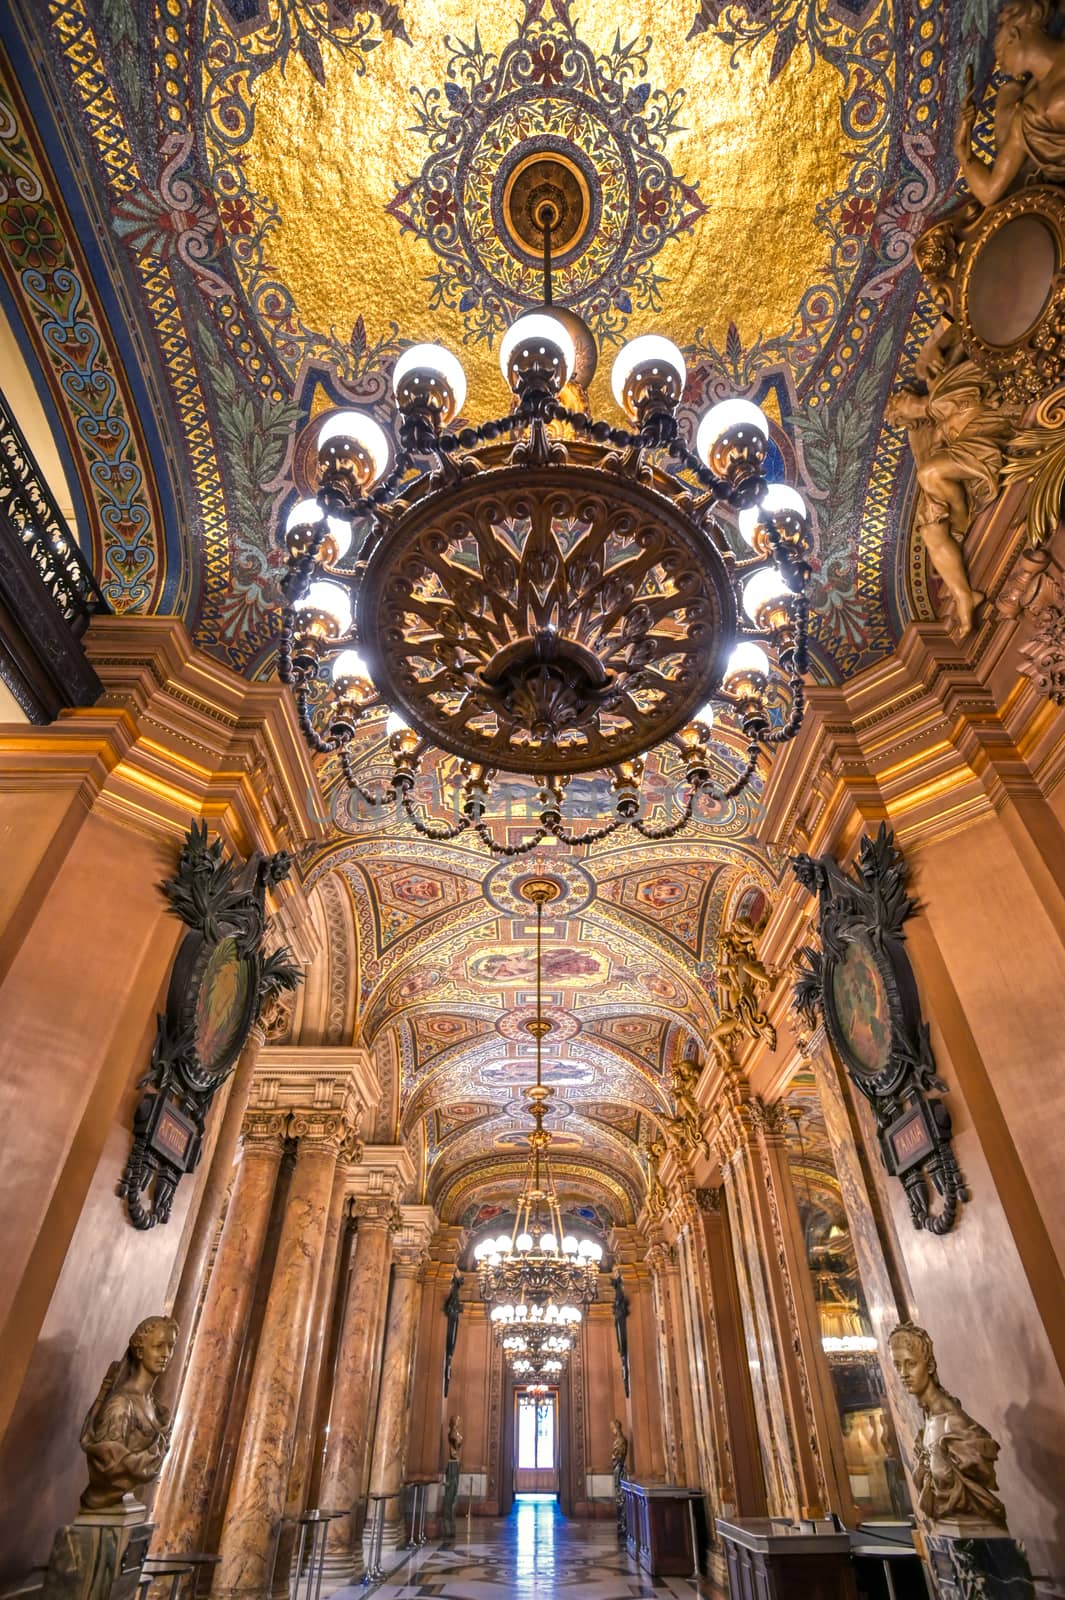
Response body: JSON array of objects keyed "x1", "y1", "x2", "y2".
[
  {"x1": 386, "y1": 5, "x2": 705, "y2": 346},
  {"x1": 665, "y1": 1053, "x2": 711, "y2": 1162}
]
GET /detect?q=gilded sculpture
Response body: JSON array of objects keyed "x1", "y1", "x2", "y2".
[
  {"x1": 665, "y1": 1055, "x2": 711, "y2": 1162},
  {"x1": 447, "y1": 1414, "x2": 463, "y2": 1463},
  {"x1": 644, "y1": 1135, "x2": 668, "y2": 1218},
  {"x1": 955, "y1": 1, "x2": 1065, "y2": 208},
  {"x1": 888, "y1": 1322, "x2": 1008, "y2": 1531},
  {"x1": 885, "y1": 368, "x2": 1015, "y2": 638},
  {"x1": 78, "y1": 1316, "x2": 178, "y2": 1512},
  {"x1": 708, "y1": 919, "x2": 777, "y2": 1066}
]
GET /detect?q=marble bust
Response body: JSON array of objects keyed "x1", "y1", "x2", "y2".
[
  {"x1": 78, "y1": 1315, "x2": 178, "y2": 1513},
  {"x1": 888, "y1": 1321, "x2": 1008, "y2": 1531}
]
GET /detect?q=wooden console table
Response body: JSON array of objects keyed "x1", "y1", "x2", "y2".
[
  {"x1": 621, "y1": 1481, "x2": 702, "y2": 1577},
  {"x1": 716, "y1": 1516, "x2": 858, "y2": 1600}
]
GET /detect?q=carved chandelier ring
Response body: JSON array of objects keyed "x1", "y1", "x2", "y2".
[{"x1": 357, "y1": 447, "x2": 736, "y2": 776}]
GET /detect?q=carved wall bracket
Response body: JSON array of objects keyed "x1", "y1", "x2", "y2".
[{"x1": 792, "y1": 825, "x2": 967, "y2": 1236}]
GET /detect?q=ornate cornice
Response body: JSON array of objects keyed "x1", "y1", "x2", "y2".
[
  {"x1": 253, "y1": 1045, "x2": 380, "y2": 1129},
  {"x1": 348, "y1": 1142, "x2": 417, "y2": 1208}
]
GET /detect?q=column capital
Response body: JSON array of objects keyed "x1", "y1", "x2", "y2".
[
  {"x1": 392, "y1": 1204, "x2": 437, "y2": 1268},
  {"x1": 240, "y1": 1109, "x2": 289, "y2": 1154},
  {"x1": 289, "y1": 1110, "x2": 355, "y2": 1158}
]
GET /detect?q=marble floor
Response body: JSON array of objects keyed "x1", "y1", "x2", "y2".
[{"x1": 340, "y1": 1494, "x2": 719, "y2": 1600}]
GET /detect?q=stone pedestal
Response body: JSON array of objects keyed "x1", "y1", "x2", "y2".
[
  {"x1": 926, "y1": 1531, "x2": 1035, "y2": 1600},
  {"x1": 42, "y1": 1510, "x2": 152, "y2": 1600}
]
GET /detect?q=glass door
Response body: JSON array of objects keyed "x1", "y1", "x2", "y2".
[{"x1": 513, "y1": 1388, "x2": 559, "y2": 1495}]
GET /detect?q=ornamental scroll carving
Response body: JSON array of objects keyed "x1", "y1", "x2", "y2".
[
  {"x1": 119, "y1": 822, "x2": 303, "y2": 1230},
  {"x1": 791, "y1": 825, "x2": 967, "y2": 1236}
]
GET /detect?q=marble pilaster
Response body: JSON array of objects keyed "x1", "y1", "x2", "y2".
[
  {"x1": 212, "y1": 1113, "x2": 350, "y2": 1600},
  {"x1": 152, "y1": 1109, "x2": 287, "y2": 1555},
  {"x1": 364, "y1": 1209, "x2": 435, "y2": 1554},
  {"x1": 642, "y1": 1238, "x2": 688, "y2": 1485}
]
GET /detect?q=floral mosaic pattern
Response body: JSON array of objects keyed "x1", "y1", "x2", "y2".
[{"x1": 387, "y1": 9, "x2": 705, "y2": 345}]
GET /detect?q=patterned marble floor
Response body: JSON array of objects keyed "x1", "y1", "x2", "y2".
[{"x1": 341, "y1": 1495, "x2": 720, "y2": 1600}]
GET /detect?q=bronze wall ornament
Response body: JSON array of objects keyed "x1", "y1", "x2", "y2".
[
  {"x1": 443, "y1": 1272, "x2": 463, "y2": 1396},
  {"x1": 791, "y1": 825, "x2": 967, "y2": 1236},
  {"x1": 118, "y1": 822, "x2": 302, "y2": 1230}
]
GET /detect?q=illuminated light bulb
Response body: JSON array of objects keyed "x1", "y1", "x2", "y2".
[
  {"x1": 588, "y1": 1242, "x2": 603, "y2": 1262},
  {"x1": 696, "y1": 399, "x2": 769, "y2": 464},
  {"x1": 561, "y1": 1235, "x2": 579, "y2": 1256},
  {"x1": 610, "y1": 334, "x2": 686, "y2": 423},
  {"x1": 386, "y1": 711, "x2": 411, "y2": 738},
  {"x1": 577, "y1": 1239, "x2": 594, "y2": 1258},
  {"x1": 393, "y1": 342, "x2": 467, "y2": 424},
  {"x1": 516, "y1": 1232, "x2": 534, "y2": 1252},
  {"x1": 539, "y1": 1232, "x2": 558, "y2": 1253},
  {"x1": 694, "y1": 702, "x2": 715, "y2": 729},
  {"x1": 499, "y1": 313, "x2": 576, "y2": 387},
  {"x1": 294, "y1": 581, "x2": 352, "y2": 632},
  {"x1": 742, "y1": 566, "x2": 792, "y2": 624},
  {"x1": 332, "y1": 648, "x2": 370, "y2": 683},
  {"x1": 738, "y1": 483, "x2": 808, "y2": 551},
  {"x1": 285, "y1": 498, "x2": 352, "y2": 562},
  {"x1": 724, "y1": 641, "x2": 770, "y2": 687},
  {"x1": 316, "y1": 410, "x2": 390, "y2": 487},
  {"x1": 495, "y1": 1234, "x2": 512, "y2": 1255}
]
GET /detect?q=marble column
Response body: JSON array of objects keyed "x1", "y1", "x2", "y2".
[
  {"x1": 272, "y1": 1137, "x2": 361, "y2": 1598},
  {"x1": 671, "y1": 1190, "x2": 725, "y2": 1510},
  {"x1": 212, "y1": 1112, "x2": 350, "y2": 1600},
  {"x1": 153, "y1": 1108, "x2": 288, "y2": 1555},
  {"x1": 318, "y1": 1199, "x2": 396, "y2": 1587},
  {"x1": 708, "y1": 1068, "x2": 853, "y2": 1522},
  {"x1": 364, "y1": 1235, "x2": 427, "y2": 1554},
  {"x1": 644, "y1": 1239, "x2": 685, "y2": 1483},
  {"x1": 161, "y1": 1022, "x2": 268, "y2": 1414}
]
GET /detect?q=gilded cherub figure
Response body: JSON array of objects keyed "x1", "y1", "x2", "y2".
[
  {"x1": 78, "y1": 1315, "x2": 178, "y2": 1511},
  {"x1": 645, "y1": 1134, "x2": 668, "y2": 1217},
  {"x1": 666, "y1": 1054, "x2": 711, "y2": 1162},
  {"x1": 955, "y1": 1, "x2": 1065, "y2": 208},
  {"x1": 885, "y1": 366, "x2": 1015, "y2": 638},
  {"x1": 708, "y1": 919, "x2": 777, "y2": 1065},
  {"x1": 889, "y1": 1322, "x2": 1009, "y2": 1530}
]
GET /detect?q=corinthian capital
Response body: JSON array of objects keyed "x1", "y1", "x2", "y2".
[
  {"x1": 240, "y1": 1110, "x2": 289, "y2": 1154},
  {"x1": 288, "y1": 1111, "x2": 353, "y2": 1158}
]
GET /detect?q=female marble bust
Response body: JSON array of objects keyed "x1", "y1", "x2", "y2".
[
  {"x1": 888, "y1": 1321, "x2": 1007, "y2": 1529},
  {"x1": 78, "y1": 1315, "x2": 178, "y2": 1511}
]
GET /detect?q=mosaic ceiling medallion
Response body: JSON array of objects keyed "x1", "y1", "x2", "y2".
[
  {"x1": 496, "y1": 1004, "x2": 580, "y2": 1043},
  {"x1": 386, "y1": 7, "x2": 706, "y2": 343},
  {"x1": 483, "y1": 855, "x2": 595, "y2": 917}
]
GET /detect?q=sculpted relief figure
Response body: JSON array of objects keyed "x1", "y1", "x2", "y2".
[
  {"x1": 644, "y1": 1134, "x2": 668, "y2": 1217},
  {"x1": 889, "y1": 1322, "x2": 1009, "y2": 1530},
  {"x1": 955, "y1": 1, "x2": 1065, "y2": 208},
  {"x1": 885, "y1": 366, "x2": 1015, "y2": 638},
  {"x1": 79, "y1": 1315, "x2": 178, "y2": 1512},
  {"x1": 666, "y1": 1055, "x2": 711, "y2": 1162},
  {"x1": 709, "y1": 918, "x2": 777, "y2": 1066}
]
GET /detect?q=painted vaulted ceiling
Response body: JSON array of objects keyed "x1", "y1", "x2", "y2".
[{"x1": 0, "y1": 0, "x2": 995, "y2": 1219}]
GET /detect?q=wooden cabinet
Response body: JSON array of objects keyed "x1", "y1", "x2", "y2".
[
  {"x1": 620, "y1": 1481, "x2": 701, "y2": 1577},
  {"x1": 716, "y1": 1516, "x2": 858, "y2": 1600}
]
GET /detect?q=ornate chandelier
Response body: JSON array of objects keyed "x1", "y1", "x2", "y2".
[
  {"x1": 473, "y1": 878, "x2": 601, "y2": 1331},
  {"x1": 277, "y1": 203, "x2": 813, "y2": 853}
]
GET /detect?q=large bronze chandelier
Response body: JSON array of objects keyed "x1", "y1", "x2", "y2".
[
  {"x1": 473, "y1": 878, "x2": 601, "y2": 1357},
  {"x1": 277, "y1": 199, "x2": 812, "y2": 854}
]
